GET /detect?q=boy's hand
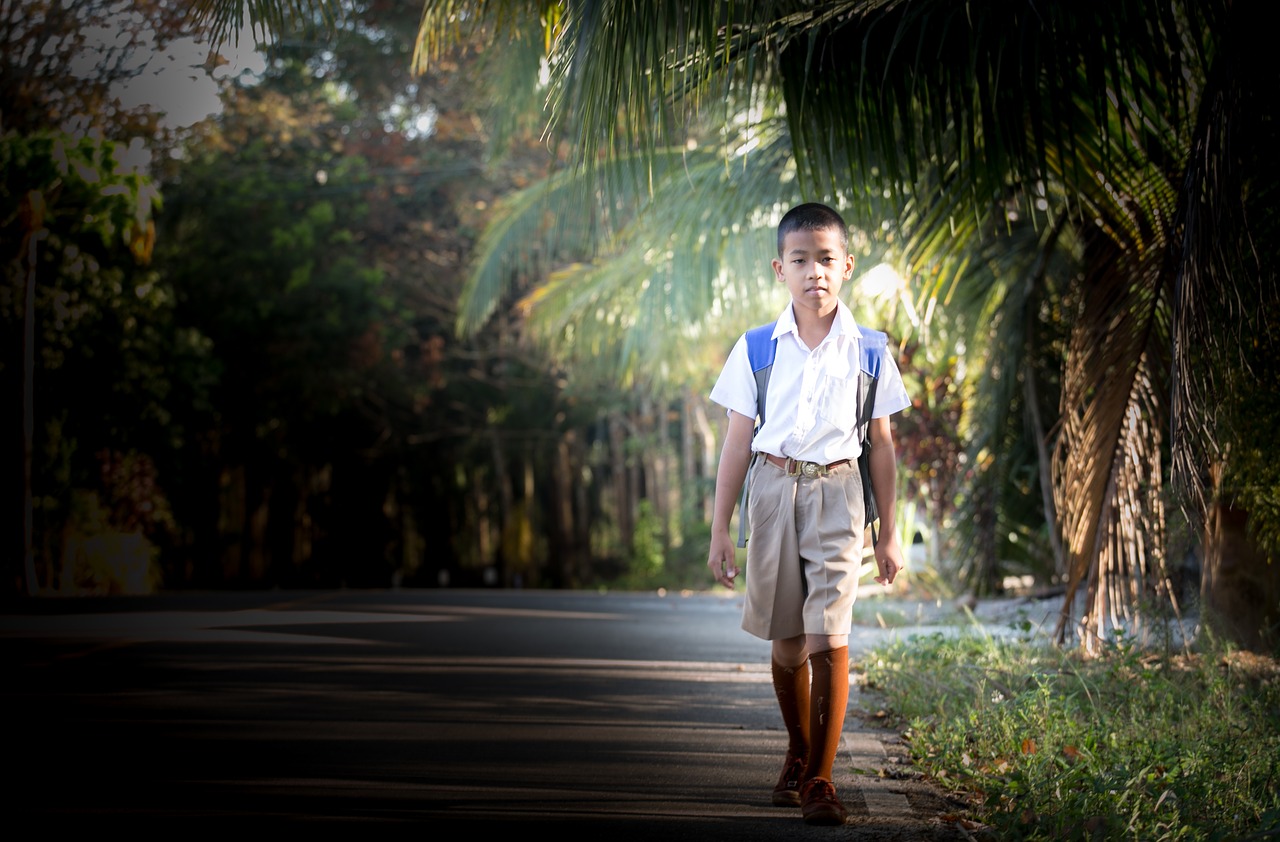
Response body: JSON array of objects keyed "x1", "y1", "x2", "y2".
[
  {"x1": 873, "y1": 532, "x2": 904, "y2": 586},
  {"x1": 707, "y1": 533, "x2": 740, "y2": 589}
]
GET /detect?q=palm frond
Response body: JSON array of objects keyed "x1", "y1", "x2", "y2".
[
  {"x1": 192, "y1": 0, "x2": 345, "y2": 47},
  {"x1": 483, "y1": 119, "x2": 807, "y2": 392},
  {"x1": 414, "y1": 0, "x2": 564, "y2": 71},
  {"x1": 1170, "y1": 1, "x2": 1280, "y2": 522},
  {"x1": 453, "y1": 165, "x2": 595, "y2": 337},
  {"x1": 776, "y1": 0, "x2": 1195, "y2": 208},
  {"x1": 934, "y1": 209, "x2": 1075, "y2": 593},
  {"x1": 1051, "y1": 224, "x2": 1174, "y2": 651}
]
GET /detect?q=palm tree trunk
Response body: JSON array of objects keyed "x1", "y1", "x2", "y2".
[{"x1": 1202, "y1": 462, "x2": 1280, "y2": 653}]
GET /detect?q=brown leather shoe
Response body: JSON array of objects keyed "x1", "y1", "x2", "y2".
[
  {"x1": 771, "y1": 754, "x2": 806, "y2": 807},
  {"x1": 800, "y1": 777, "x2": 848, "y2": 825}
]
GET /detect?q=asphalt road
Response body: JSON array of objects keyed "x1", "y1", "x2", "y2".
[{"x1": 2, "y1": 588, "x2": 977, "y2": 839}]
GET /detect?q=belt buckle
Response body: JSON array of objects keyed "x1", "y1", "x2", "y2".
[{"x1": 801, "y1": 461, "x2": 822, "y2": 478}]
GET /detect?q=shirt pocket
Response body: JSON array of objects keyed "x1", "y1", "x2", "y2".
[{"x1": 815, "y1": 373, "x2": 858, "y2": 432}]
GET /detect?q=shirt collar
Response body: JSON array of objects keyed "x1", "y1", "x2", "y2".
[{"x1": 771, "y1": 300, "x2": 860, "y2": 342}]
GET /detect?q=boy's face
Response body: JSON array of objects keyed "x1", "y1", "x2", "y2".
[{"x1": 772, "y1": 226, "x2": 853, "y2": 320}]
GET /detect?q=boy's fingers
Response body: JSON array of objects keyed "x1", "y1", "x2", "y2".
[{"x1": 708, "y1": 551, "x2": 737, "y2": 587}]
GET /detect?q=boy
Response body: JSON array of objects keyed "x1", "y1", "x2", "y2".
[{"x1": 706, "y1": 202, "x2": 910, "y2": 825}]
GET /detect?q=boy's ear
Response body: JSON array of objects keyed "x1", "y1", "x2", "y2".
[{"x1": 771, "y1": 257, "x2": 785, "y2": 280}]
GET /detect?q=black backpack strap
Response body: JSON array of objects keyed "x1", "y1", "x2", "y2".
[
  {"x1": 859, "y1": 370, "x2": 880, "y2": 547},
  {"x1": 857, "y1": 327, "x2": 887, "y2": 547}
]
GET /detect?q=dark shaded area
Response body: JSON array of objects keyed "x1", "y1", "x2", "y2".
[{"x1": 4, "y1": 590, "x2": 971, "y2": 839}]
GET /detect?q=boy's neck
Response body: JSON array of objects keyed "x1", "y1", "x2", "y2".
[{"x1": 792, "y1": 302, "x2": 838, "y2": 349}]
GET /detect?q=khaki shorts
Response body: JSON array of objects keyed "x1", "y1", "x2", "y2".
[{"x1": 741, "y1": 455, "x2": 865, "y2": 640}]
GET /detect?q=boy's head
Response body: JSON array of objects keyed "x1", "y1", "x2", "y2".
[
  {"x1": 772, "y1": 202, "x2": 853, "y2": 319},
  {"x1": 776, "y1": 202, "x2": 848, "y2": 257}
]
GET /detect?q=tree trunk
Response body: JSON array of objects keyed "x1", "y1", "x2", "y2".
[
  {"x1": 247, "y1": 481, "x2": 272, "y2": 584},
  {"x1": 21, "y1": 191, "x2": 44, "y2": 596},
  {"x1": 549, "y1": 431, "x2": 579, "y2": 587},
  {"x1": 681, "y1": 391, "x2": 695, "y2": 503},
  {"x1": 688, "y1": 394, "x2": 716, "y2": 522},
  {"x1": 609, "y1": 411, "x2": 634, "y2": 553},
  {"x1": 573, "y1": 432, "x2": 591, "y2": 582},
  {"x1": 1026, "y1": 365, "x2": 1067, "y2": 582},
  {"x1": 488, "y1": 429, "x2": 512, "y2": 583},
  {"x1": 500, "y1": 458, "x2": 535, "y2": 587},
  {"x1": 218, "y1": 464, "x2": 246, "y2": 583},
  {"x1": 1202, "y1": 495, "x2": 1280, "y2": 653}
]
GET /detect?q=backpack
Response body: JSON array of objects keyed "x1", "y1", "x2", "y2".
[{"x1": 735, "y1": 321, "x2": 885, "y2": 549}]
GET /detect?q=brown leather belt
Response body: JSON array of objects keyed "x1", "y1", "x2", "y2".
[{"x1": 763, "y1": 453, "x2": 852, "y2": 478}]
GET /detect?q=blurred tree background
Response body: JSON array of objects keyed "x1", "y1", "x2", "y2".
[{"x1": 5, "y1": 1, "x2": 1277, "y2": 655}]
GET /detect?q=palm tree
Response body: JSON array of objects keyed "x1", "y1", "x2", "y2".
[{"x1": 197, "y1": 0, "x2": 1280, "y2": 652}]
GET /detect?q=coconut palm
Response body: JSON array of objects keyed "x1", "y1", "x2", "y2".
[{"x1": 197, "y1": 0, "x2": 1280, "y2": 652}]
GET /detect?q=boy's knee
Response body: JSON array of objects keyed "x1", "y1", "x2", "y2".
[
  {"x1": 772, "y1": 635, "x2": 807, "y2": 666},
  {"x1": 806, "y1": 633, "x2": 848, "y2": 654}
]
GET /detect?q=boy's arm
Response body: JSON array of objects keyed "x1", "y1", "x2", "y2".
[
  {"x1": 708, "y1": 410, "x2": 756, "y2": 589},
  {"x1": 867, "y1": 415, "x2": 904, "y2": 586}
]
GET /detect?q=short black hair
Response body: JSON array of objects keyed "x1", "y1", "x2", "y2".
[{"x1": 776, "y1": 202, "x2": 848, "y2": 256}]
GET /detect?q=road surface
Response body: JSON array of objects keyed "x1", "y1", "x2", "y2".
[{"x1": 2, "y1": 588, "x2": 982, "y2": 839}]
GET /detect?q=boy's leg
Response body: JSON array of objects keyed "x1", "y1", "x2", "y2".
[
  {"x1": 741, "y1": 461, "x2": 805, "y2": 640},
  {"x1": 804, "y1": 643, "x2": 849, "y2": 783},
  {"x1": 790, "y1": 462, "x2": 866, "y2": 825},
  {"x1": 769, "y1": 638, "x2": 810, "y2": 806},
  {"x1": 801, "y1": 642, "x2": 851, "y2": 825}
]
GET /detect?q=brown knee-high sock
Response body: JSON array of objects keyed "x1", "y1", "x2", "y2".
[
  {"x1": 771, "y1": 658, "x2": 811, "y2": 759},
  {"x1": 805, "y1": 646, "x2": 850, "y2": 782}
]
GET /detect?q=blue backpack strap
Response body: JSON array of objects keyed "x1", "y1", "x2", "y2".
[
  {"x1": 856, "y1": 326, "x2": 887, "y2": 437},
  {"x1": 745, "y1": 321, "x2": 778, "y2": 426},
  {"x1": 858, "y1": 325, "x2": 887, "y2": 367},
  {"x1": 738, "y1": 322, "x2": 777, "y2": 548}
]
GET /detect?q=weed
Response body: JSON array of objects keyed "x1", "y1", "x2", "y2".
[{"x1": 862, "y1": 631, "x2": 1280, "y2": 840}]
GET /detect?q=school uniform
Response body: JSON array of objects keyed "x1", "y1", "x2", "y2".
[{"x1": 710, "y1": 300, "x2": 911, "y2": 640}]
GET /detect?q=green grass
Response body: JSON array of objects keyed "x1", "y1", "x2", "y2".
[
  {"x1": 860, "y1": 626, "x2": 1280, "y2": 841},
  {"x1": 849, "y1": 596, "x2": 974, "y2": 628}
]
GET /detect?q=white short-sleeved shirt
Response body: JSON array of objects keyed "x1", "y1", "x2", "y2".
[{"x1": 709, "y1": 300, "x2": 911, "y2": 465}]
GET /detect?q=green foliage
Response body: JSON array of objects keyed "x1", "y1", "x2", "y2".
[
  {"x1": 0, "y1": 133, "x2": 154, "y2": 256},
  {"x1": 863, "y1": 630, "x2": 1280, "y2": 840},
  {"x1": 623, "y1": 499, "x2": 664, "y2": 587},
  {"x1": 1, "y1": 130, "x2": 179, "y2": 592},
  {"x1": 159, "y1": 117, "x2": 388, "y2": 435}
]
